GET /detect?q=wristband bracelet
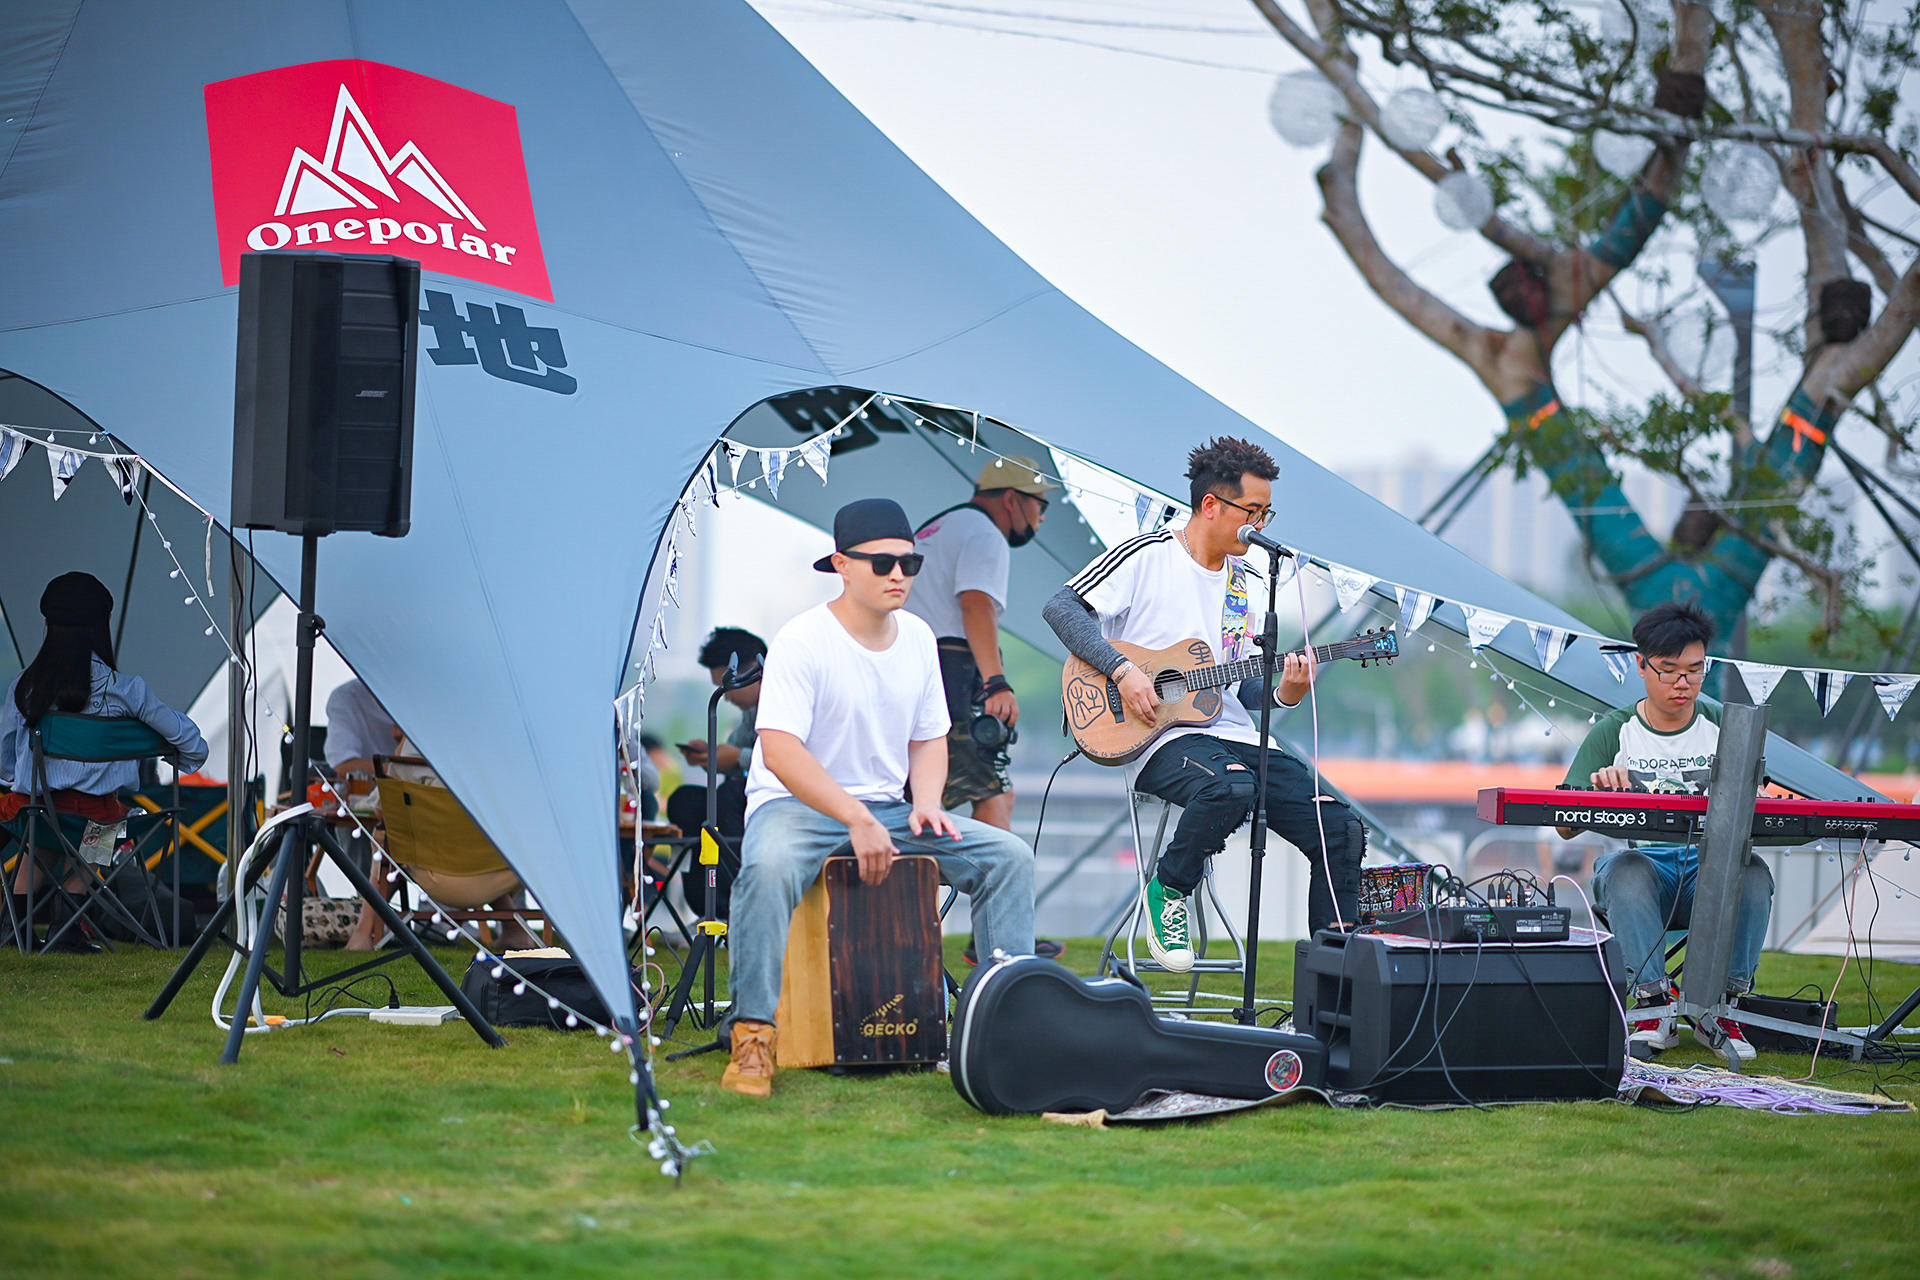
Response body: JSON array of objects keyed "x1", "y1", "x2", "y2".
[
  {"x1": 1110, "y1": 660, "x2": 1134, "y2": 683},
  {"x1": 982, "y1": 674, "x2": 1013, "y2": 696}
]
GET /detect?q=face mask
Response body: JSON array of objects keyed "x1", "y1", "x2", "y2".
[{"x1": 1004, "y1": 494, "x2": 1038, "y2": 548}]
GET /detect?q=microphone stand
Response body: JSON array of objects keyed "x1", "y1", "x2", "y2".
[{"x1": 1236, "y1": 542, "x2": 1288, "y2": 1027}]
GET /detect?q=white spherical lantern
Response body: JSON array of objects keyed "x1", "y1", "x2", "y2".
[
  {"x1": 1435, "y1": 170, "x2": 1495, "y2": 230},
  {"x1": 1267, "y1": 70, "x2": 1342, "y2": 149},
  {"x1": 1592, "y1": 130, "x2": 1654, "y2": 179},
  {"x1": 1380, "y1": 88, "x2": 1446, "y2": 151},
  {"x1": 1701, "y1": 144, "x2": 1779, "y2": 222}
]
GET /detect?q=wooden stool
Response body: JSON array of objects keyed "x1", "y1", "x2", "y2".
[{"x1": 774, "y1": 853, "x2": 946, "y2": 1068}]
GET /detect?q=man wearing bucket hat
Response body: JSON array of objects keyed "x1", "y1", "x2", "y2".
[
  {"x1": 720, "y1": 499, "x2": 1036, "y2": 1098},
  {"x1": 905, "y1": 455, "x2": 1065, "y2": 964}
]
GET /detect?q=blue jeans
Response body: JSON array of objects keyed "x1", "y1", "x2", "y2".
[
  {"x1": 1592, "y1": 845, "x2": 1773, "y2": 997},
  {"x1": 727, "y1": 798, "x2": 1035, "y2": 1025},
  {"x1": 1132, "y1": 735, "x2": 1363, "y2": 935}
]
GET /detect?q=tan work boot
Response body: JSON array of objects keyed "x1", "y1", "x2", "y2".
[{"x1": 721, "y1": 1019, "x2": 776, "y2": 1098}]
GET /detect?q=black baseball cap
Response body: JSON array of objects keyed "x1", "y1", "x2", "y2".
[{"x1": 812, "y1": 497, "x2": 916, "y2": 572}]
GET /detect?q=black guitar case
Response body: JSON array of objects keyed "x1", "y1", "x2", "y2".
[{"x1": 950, "y1": 955, "x2": 1327, "y2": 1115}]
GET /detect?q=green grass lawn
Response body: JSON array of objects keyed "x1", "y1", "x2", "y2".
[{"x1": 2, "y1": 937, "x2": 1917, "y2": 1280}]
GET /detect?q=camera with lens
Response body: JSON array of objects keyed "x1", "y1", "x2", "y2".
[{"x1": 968, "y1": 706, "x2": 1017, "y2": 752}]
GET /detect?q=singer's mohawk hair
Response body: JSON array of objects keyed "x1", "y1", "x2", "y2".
[{"x1": 1185, "y1": 436, "x2": 1278, "y2": 512}]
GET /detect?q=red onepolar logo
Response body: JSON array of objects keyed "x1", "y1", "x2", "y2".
[{"x1": 205, "y1": 60, "x2": 552, "y2": 301}]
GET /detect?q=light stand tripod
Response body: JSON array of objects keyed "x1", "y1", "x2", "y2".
[
  {"x1": 147, "y1": 533, "x2": 503, "y2": 1061},
  {"x1": 660, "y1": 655, "x2": 757, "y2": 1056},
  {"x1": 1236, "y1": 541, "x2": 1288, "y2": 1027}
]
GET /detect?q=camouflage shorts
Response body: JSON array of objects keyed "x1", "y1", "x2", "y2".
[
  {"x1": 943, "y1": 720, "x2": 1011, "y2": 810},
  {"x1": 936, "y1": 639, "x2": 1011, "y2": 809}
]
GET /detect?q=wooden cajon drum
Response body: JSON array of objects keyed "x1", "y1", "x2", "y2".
[{"x1": 774, "y1": 854, "x2": 947, "y2": 1068}]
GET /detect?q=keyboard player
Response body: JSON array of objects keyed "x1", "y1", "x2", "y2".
[{"x1": 1557, "y1": 602, "x2": 1771, "y2": 1060}]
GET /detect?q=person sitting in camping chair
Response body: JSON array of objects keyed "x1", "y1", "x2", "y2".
[{"x1": 0, "y1": 572, "x2": 208, "y2": 950}]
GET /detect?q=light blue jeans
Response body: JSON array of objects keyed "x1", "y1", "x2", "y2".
[
  {"x1": 726, "y1": 798, "x2": 1036, "y2": 1025},
  {"x1": 1592, "y1": 845, "x2": 1773, "y2": 997}
]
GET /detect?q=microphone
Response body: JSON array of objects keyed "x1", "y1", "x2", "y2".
[{"x1": 1237, "y1": 524, "x2": 1293, "y2": 558}]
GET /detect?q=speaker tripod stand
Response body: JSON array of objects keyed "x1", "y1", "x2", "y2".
[
  {"x1": 147, "y1": 532, "x2": 503, "y2": 1061},
  {"x1": 660, "y1": 656, "x2": 756, "y2": 1059}
]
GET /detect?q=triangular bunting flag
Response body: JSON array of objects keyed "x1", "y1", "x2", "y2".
[
  {"x1": 1873, "y1": 676, "x2": 1918, "y2": 722},
  {"x1": 1734, "y1": 661, "x2": 1787, "y2": 705},
  {"x1": 1329, "y1": 565, "x2": 1375, "y2": 612},
  {"x1": 105, "y1": 454, "x2": 140, "y2": 504},
  {"x1": 1801, "y1": 669, "x2": 1851, "y2": 715},
  {"x1": 797, "y1": 435, "x2": 831, "y2": 483},
  {"x1": 764, "y1": 449, "x2": 788, "y2": 500},
  {"x1": 723, "y1": 441, "x2": 747, "y2": 484},
  {"x1": 664, "y1": 546, "x2": 682, "y2": 608},
  {"x1": 678, "y1": 499, "x2": 697, "y2": 540},
  {"x1": 48, "y1": 447, "x2": 84, "y2": 500},
  {"x1": 1461, "y1": 605, "x2": 1511, "y2": 650},
  {"x1": 1398, "y1": 589, "x2": 1438, "y2": 636},
  {"x1": 1134, "y1": 493, "x2": 1153, "y2": 532},
  {"x1": 1602, "y1": 649, "x2": 1636, "y2": 684},
  {"x1": 703, "y1": 455, "x2": 721, "y2": 505},
  {"x1": 0, "y1": 430, "x2": 28, "y2": 482},
  {"x1": 1155, "y1": 503, "x2": 1178, "y2": 530},
  {"x1": 1529, "y1": 623, "x2": 1572, "y2": 673}
]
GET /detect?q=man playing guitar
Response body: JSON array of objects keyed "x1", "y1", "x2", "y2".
[{"x1": 1041, "y1": 437, "x2": 1364, "y2": 971}]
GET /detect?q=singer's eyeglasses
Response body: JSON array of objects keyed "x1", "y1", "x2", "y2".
[
  {"x1": 1214, "y1": 495, "x2": 1274, "y2": 527},
  {"x1": 1643, "y1": 660, "x2": 1706, "y2": 686},
  {"x1": 840, "y1": 550, "x2": 925, "y2": 576}
]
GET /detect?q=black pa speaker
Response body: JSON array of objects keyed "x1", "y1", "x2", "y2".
[
  {"x1": 1293, "y1": 929, "x2": 1625, "y2": 1103},
  {"x1": 232, "y1": 251, "x2": 419, "y2": 537}
]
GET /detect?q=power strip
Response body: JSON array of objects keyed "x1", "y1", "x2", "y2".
[{"x1": 369, "y1": 1005, "x2": 460, "y2": 1026}]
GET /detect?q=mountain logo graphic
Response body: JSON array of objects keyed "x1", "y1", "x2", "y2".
[
  {"x1": 206, "y1": 59, "x2": 552, "y2": 301},
  {"x1": 275, "y1": 85, "x2": 484, "y2": 228}
]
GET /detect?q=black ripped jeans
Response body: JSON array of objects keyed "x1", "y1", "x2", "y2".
[{"x1": 1132, "y1": 735, "x2": 1363, "y2": 935}]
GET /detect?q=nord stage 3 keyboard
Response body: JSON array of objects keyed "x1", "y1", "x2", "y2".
[{"x1": 1477, "y1": 787, "x2": 1920, "y2": 843}]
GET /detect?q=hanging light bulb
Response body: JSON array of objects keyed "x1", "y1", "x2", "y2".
[
  {"x1": 1380, "y1": 88, "x2": 1446, "y2": 151},
  {"x1": 1701, "y1": 144, "x2": 1779, "y2": 222},
  {"x1": 1267, "y1": 70, "x2": 1342, "y2": 148},
  {"x1": 1435, "y1": 171, "x2": 1494, "y2": 230},
  {"x1": 1592, "y1": 130, "x2": 1654, "y2": 179}
]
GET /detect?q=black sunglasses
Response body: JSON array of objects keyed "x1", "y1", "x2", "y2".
[{"x1": 841, "y1": 550, "x2": 925, "y2": 576}]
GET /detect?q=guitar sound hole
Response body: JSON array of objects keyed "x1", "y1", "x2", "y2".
[{"x1": 1153, "y1": 673, "x2": 1183, "y2": 703}]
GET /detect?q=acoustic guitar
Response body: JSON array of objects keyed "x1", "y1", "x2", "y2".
[{"x1": 1061, "y1": 628, "x2": 1399, "y2": 764}]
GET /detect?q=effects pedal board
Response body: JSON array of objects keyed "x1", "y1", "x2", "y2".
[{"x1": 1380, "y1": 904, "x2": 1572, "y2": 944}]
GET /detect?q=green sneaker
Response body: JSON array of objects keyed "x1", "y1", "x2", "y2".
[{"x1": 1144, "y1": 877, "x2": 1194, "y2": 973}]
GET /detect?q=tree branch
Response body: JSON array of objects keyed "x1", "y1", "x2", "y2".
[
  {"x1": 1315, "y1": 117, "x2": 1504, "y2": 384},
  {"x1": 1813, "y1": 253, "x2": 1920, "y2": 402},
  {"x1": 1764, "y1": 0, "x2": 1852, "y2": 307},
  {"x1": 1612, "y1": 288, "x2": 1754, "y2": 446}
]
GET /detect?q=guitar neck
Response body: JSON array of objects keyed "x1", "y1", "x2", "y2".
[{"x1": 1183, "y1": 643, "x2": 1344, "y2": 691}]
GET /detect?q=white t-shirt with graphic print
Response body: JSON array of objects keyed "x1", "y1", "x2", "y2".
[{"x1": 1067, "y1": 529, "x2": 1267, "y2": 780}]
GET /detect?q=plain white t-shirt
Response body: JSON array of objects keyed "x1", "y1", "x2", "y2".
[
  {"x1": 744, "y1": 603, "x2": 952, "y2": 821},
  {"x1": 1066, "y1": 528, "x2": 1268, "y2": 778},
  {"x1": 904, "y1": 504, "x2": 1008, "y2": 639}
]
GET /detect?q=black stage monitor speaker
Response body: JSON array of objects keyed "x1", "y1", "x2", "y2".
[
  {"x1": 232, "y1": 251, "x2": 419, "y2": 537},
  {"x1": 1294, "y1": 929, "x2": 1625, "y2": 1104}
]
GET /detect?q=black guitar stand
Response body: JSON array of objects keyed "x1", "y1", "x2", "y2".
[
  {"x1": 661, "y1": 655, "x2": 756, "y2": 1059},
  {"x1": 145, "y1": 533, "x2": 503, "y2": 1062}
]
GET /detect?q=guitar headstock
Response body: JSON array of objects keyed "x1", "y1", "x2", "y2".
[{"x1": 1356, "y1": 626, "x2": 1398, "y2": 668}]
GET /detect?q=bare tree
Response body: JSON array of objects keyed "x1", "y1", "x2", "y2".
[{"x1": 1252, "y1": 0, "x2": 1920, "y2": 645}]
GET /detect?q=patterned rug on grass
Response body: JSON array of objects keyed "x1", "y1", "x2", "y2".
[{"x1": 1039, "y1": 1064, "x2": 1908, "y2": 1125}]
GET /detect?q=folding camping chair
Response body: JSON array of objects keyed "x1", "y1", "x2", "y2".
[
  {"x1": 374, "y1": 758, "x2": 547, "y2": 947},
  {"x1": 2, "y1": 713, "x2": 186, "y2": 953}
]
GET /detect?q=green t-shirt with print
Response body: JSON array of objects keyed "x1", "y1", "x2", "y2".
[{"x1": 1564, "y1": 702, "x2": 1722, "y2": 796}]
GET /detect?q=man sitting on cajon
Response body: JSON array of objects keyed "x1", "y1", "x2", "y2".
[{"x1": 721, "y1": 498, "x2": 1037, "y2": 1098}]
